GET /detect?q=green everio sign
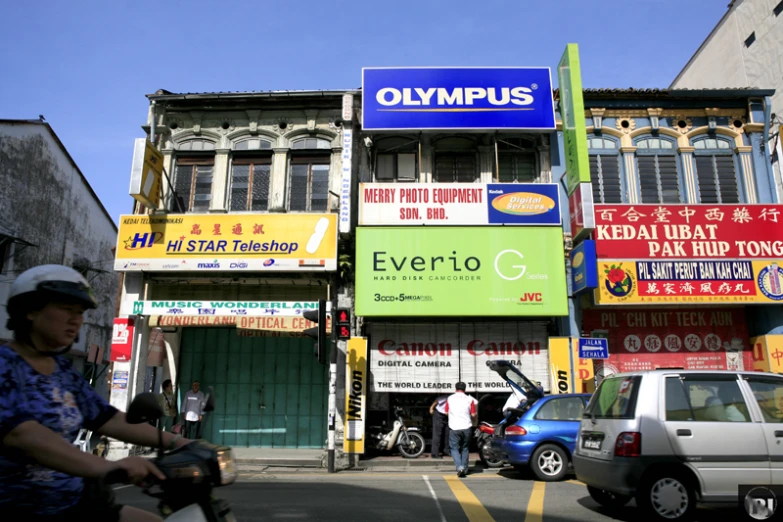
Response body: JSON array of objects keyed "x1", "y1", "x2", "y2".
[
  {"x1": 559, "y1": 43, "x2": 591, "y2": 196},
  {"x1": 355, "y1": 227, "x2": 568, "y2": 317}
]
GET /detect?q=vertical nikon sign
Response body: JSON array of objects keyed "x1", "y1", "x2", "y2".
[{"x1": 355, "y1": 227, "x2": 568, "y2": 316}]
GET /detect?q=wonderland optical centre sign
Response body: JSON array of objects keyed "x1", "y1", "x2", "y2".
[
  {"x1": 362, "y1": 67, "x2": 556, "y2": 130},
  {"x1": 355, "y1": 227, "x2": 568, "y2": 316}
]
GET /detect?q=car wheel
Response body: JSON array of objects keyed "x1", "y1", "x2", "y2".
[
  {"x1": 478, "y1": 441, "x2": 504, "y2": 468},
  {"x1": 636, "y1": 472, "x2": 696, "y2": 521},
  {"x1": 530, "y1": 444, "x2": 569, "y2": 482},
  {"x1": 587, "y1": 485, "x2": 631, "y2": 509}
]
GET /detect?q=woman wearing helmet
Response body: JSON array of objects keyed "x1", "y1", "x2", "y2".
[{"x1": 0, "y1": 265, "x2": 192, "y2": 521}]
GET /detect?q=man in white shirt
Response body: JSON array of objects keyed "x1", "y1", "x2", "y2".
[
  {"x1": 182, "y1": 380, "x2": 206, "y2": 439},
  {"x1": 444, "y1": 382, "x2": 478, "y2": 477}
]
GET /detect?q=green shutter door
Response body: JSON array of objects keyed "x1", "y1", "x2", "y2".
[{"x1": 177, "y1": 328, "x2": 326, "y2": 448}]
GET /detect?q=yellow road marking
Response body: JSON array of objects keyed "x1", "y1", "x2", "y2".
[
  {"x1": 444, "y1": 475, "x2": 496, "y2": 522},
  {"x1": 524, "y1": 481, "x2": 546, "y2": 522},
  {"x1": 567, "y1": 479, "x2": 585, "y2": 486},
  {"x1": 238, "y1": 472, "x2": 504, "y2": 479}
]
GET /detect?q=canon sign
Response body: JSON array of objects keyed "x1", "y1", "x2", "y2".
[{"x1": 362, "y1": 67, "x2": 555, "y2": 131}]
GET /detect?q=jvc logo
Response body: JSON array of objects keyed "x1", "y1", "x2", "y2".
[{"x1": 520, "y1": 293, "x2": 543, "y2": 302}]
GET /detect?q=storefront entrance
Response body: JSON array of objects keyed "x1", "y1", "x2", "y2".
[{"x1": 177, "y1": 328, "x2": 327, "y2": 449}]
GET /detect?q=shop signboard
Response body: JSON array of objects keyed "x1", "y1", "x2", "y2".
[
  {"x1": 558, "y1": 44, "x2": 591, "y2": 196},
  {"x1": 355, "y1": 227, "x2": 568, "y2": 317},
  {"x1": 339, "y1": 128, "x2": 352, "y2": 233},
  {"x1": 121, "y1": 300, "x2": 330, "y2": 317},
  {"x1": 367, "y1": 322, "x2": 550, "y2": 393},
  {"x1": 568, "y1": 182, "x2": 595, "y2": 241},
  {"x1": 344, "y1": 337, "x2": 368, "y2": 454},
  {"x1": 582, "y1": 308, "x2": 753, "y2": 375},
  {"x1": 114, "y1": 213, "x2": 338, "y2": 272},
  {"x1": 110, "y1": 318, "x2": 134, "y2": 362},
  {"x1": 595, "y1": 259, "x2": 783, "y2": 304},
  {"x1": 128, "y1": 138, "x2": 163, "y2": 209},
  {"x1": 570, "y1": 239, "x2": 598, "y2": 295},
  {"x1": 361, "y1": 67, "x2": 556, "y2": 131},
  {"x1": 592, "y1": 204, "x2": 783, "y2": 260},
  {"x1": 548, "y1": 338, "x2": 595, "y2": 394},
  {"x1": 749, "y1": 335, "x2": 783, "y2": 373},
  {"x1": 359, "y1": 183, "x2": 561, "y2": 226}
]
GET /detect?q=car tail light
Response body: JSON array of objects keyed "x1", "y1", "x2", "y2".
[
  {"x1": 479, "y1": 425, "x2": 494, "y2": 434},
  {"x1": 505, "y1": 425, "x2": 527, "y2": 437},
  {"x1": 614, "y1": 432, "x2": 641, "y2": 457}
]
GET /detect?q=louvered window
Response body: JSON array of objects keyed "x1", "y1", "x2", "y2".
[
  {"x1": 693, "y1": 138, "x2": 739, "y2": 203},
  {"x1": 173, "y1": 156, "x2": 214, "y2": 212},
  {"x1": 636, "y1": 138, "x2": 681, "y2": 203},
  {"x1": 434, "y1": 153, "x2": 478, "y2": 182},
  {"x1": 588, "y1": 137, "x2": 622, "y2": 203},
  {"x1": 289, "y1": 157, "x2": 330, "y2": 212},
  {"x1": 497, "y1": 138, "x2": 537, "y2": 182},
  {"x1": 230, "y1": 157, "x2": 271, "y2": 211}
]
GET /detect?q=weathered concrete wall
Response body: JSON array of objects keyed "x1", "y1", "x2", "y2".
[
  {"x1": 672, "y1": 0, "x2": 783, "y2": 121},
  {"x1": 0, "y1": 121, "x2": 119, "y2": 389}
]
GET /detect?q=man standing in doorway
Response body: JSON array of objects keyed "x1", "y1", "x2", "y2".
[
  {"x1": 158, "y1": 379, "x2": 177, "y2": 432},
  {"x1": 182, "y1": 380, "x2": 205, "y2": 439},
  {"x1": 429, "y1": 393, "x2": 451, "y2": 459},
  {"x1": 445, "y1": 382, "x2": 478, "y2": 477}
]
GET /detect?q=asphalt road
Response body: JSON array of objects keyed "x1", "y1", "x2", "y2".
[{"x1": 115, "y1": 468, "x2": 752, "y2": 521}]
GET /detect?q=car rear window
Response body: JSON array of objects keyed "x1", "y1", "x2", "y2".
[{"x1": 585, "y1": 375, "x2": 642, "y2": 419}]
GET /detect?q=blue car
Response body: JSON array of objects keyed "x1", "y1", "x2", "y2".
[{"x1": 486, "y1": 360, "x2": 592, "y2": 482}]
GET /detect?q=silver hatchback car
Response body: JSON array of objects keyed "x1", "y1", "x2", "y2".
[{"x1": 572, "y1": 369, "x2": 783, "y2": 521}]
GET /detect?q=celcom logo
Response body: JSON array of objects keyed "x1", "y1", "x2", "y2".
[
  {"x1": 745, "y1": 487, "x2": 777, "y2": 520},
  {"x1": 375, "y1": 86, "x2": 535, "y2": 111},
  {"x1": 494, "y1": 250, "x2": 526, "y2": 281}
]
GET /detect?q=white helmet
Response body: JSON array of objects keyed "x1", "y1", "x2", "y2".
[{"x1": 7, "y1": 264, "x2": 98, "y2": 315}]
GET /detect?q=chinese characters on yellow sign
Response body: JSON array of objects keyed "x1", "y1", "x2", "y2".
[{"x1": 114, "y1": 213, "x2": 337, "y2": 271}]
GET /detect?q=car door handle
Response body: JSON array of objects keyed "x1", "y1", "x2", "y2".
[
  {"x1": 775, "y1": 431, "x2": 783, "y2": 438},
  {"x1": 676, "y1": 429, "x2": 692, "y2": 436}
]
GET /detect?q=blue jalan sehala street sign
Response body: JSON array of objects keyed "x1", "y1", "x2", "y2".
[
  {"x1": 361, "y1": 67, "x2": 556, "y2": 131},
  {"x1": 578, "y1": 337, "x2": 609, "y2": 359}
]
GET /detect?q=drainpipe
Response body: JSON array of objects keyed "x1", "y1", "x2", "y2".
[
  {"x1": 150, "y1": 100, "x2": 157, "y2": 147},
  {"x1": 762, "y1": 96, "x2": 777, "y2": 203}
]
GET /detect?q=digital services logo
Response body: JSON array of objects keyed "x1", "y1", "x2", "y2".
[
  {"x1": 491, "y1": 192, "x2": 555, "y2": 216},
  {"x1": 758, "y1": 263, "x2": 783, "y2": 301},
  {"x1": 603, "y1": 263, "x2": 634, "y2": 298}
]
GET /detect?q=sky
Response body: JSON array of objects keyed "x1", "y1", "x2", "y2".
[{"x1": 0, "y1": 1, "x2": 730, "y2": 227}]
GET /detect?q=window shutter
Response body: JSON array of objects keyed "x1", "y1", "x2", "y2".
[
  {"x1": 637, "y1": 156, "x2": 659, "y2": 203},
  {"x1": 376, "y1": 154, "x2": 395, "y2": 180},
  {"x1": 251, "y1": 165, "x2": 271, "y2": 211},
  {"x1": 715, "y1": 156, "x2": 739, "y2": 203},
  {"x1": 695, "y1": 156, "x2": 720, "y2": 203},
  {"x1": 230, "y1": 164, "x2": 250, "y2": 211},
  {"x1": 289, "y1": 165, "x2": 309, "y2": 211},
  {"x1": 397, "y1": 154, "x2": 417, "y2": 180},
  {"x1": 657, "y1": 155, "x2": 681, "y2": 203},
  {"x1": 599, "y1": 155, "x2": 623, "y2": 203}
]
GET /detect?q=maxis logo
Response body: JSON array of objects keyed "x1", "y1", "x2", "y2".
[
  {"x1": 197, "y1": 260, "x2": 220, "y2": 269},
  {"x1": 375, "y1": 86, "x2": 536, "y2": 112}
]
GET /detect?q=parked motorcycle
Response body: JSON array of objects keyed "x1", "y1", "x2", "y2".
[
  {"x1": 475, "y1": 421, "x2": 503, "y2": 468},
  {"x1": 104, "y1": 387, "x2": 237, "y2": 521},
  {"x1": 366, "y1": 406, "x2": 426, "y2": 458}
]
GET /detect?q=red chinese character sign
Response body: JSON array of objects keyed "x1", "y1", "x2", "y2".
[
  {"x1": 593, "y1": 204, "x2": 783, "y2": 259},
  {"x1": 583, "y1": 308, "x2": 753, "y2": 374}
]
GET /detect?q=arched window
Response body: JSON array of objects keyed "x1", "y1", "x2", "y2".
[
  {"x1": 173, "y1": 139, "x2": 217, "y2": 211},
  {"x1": 496, "y1": 137, "x2": 537, "y2": 183},
  {"x1": 588, "y1": 136, "x2": 622, "y2": 203},
  {"x1": 433, "y1": 137, "x2": 478, "y2": 182},
  {"x1": 635, "y1": 137, "x2": 681, "y2": 203},
  {"x1": 230, "y1": 139, "x2": 274, "y2": 211},
  {"x1": 289, "y1": 137, "x2": 332, "y2": 211},
  {"x1": 374, "y1": 137, "x2": 418, "y2": 182},
  {"x1": 692, "y1": 136, "x2": 739, "y2": 203}
]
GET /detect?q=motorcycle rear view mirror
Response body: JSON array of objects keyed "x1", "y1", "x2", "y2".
[
  {"x1": 126, "y1": 392, "x2": 164, "y2": 424},
  {"x1": 203, "y1": 386, "x2": 216, "y2": 413}
]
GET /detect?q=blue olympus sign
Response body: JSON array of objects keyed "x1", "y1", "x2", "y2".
[
  {"x1": 362, "y1": 67, "x2": 556, "y2": 130},
  {"x1": 578, "y1": 337, "x2": 609, "y2": 359}
]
